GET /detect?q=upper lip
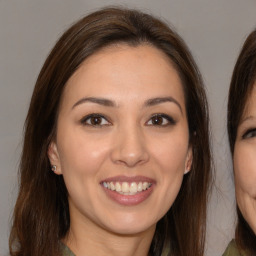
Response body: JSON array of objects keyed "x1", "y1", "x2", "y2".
[{"x1": 100, "y1": 175, "x2": 155, "y2": 184}]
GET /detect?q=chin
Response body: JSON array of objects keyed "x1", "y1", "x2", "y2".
[{"x1": 101, "y1": 215, "x2": 156, "y2": 236}]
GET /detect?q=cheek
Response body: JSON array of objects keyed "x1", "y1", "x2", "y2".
[
  {"x1": 150, "y1": 133, "x2": 189, "y2": 196},
  {"x1": 150, "y1": 132, "x2": 189, "y2": 172},
  {"x1": 151, "y1": 138, "x2": 187, "y2": 215},
  {"x1": 56, "y1": 131, "x2": 112, "y2": 211},
  {"x1": 234, "y1": 144, "x2": 256, "y2": 198},
  {"x1": 57, "y1": 128, "x2": 111, "y2": 177}
]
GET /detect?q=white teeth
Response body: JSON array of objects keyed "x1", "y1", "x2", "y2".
[
  {"x1": 137, "y1": 182, "x2": 142, "y2": 192},
  {"x1": 110, "y1": 182, "x2": 115, "y2": 191},
  {"x1": 130, "y1": 182, "x2": 137, "y2": 194},
  {"x1": 116, "y1": 182, "x2": 121, "y2": 192},
  {"x1": 122, "y1": 182, "x2": 129, "y2": 193},
  {"x1": 142, "y1": 182, "x2": 148, "y2": 190},
  {"x1": 103, "y1": 181, "x2": 152, "y2": 195}
]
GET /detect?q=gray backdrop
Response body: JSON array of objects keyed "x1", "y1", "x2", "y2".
[{"x1": 1, "y1": 1, "x2": 256, "y2": 255}]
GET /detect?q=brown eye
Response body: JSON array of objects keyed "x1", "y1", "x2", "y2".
[
  {"x1": 152, "y1": 116, "x2": 164, "y2": 125},
  {"x1": 81, "y1": 114, "x2": 110, "y2": 126},
  {"x1": 147, "y1": 114, "x2": 176, "y2": 126},
  {"x1": 91, "y1": 116, "x2": 102, "y2": 125}
]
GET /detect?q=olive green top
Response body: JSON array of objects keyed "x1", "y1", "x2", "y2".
[
  {"x1": 222, "y1": 240, "x2": 247, "y2": 256},
  {"x1": 60, "y1": 243, "x2": 170, "y2": 256},
  {"x1": 61, "y1": 243, "x2": 75, "y2": 256}
]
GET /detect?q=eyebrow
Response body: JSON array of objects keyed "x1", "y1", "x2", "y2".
[
  {"x1": 144, "y1": 97, "x2": 183, "y2": 114},
  {"x1": 240, "y1": 115, "x2": 256, "y2": 125},
  {"x1": 72, "y1": 97, "x2": 116, "y2": 109},
  {"x1": 72, "y1": 96, "x2": 183, "y2": 114}
]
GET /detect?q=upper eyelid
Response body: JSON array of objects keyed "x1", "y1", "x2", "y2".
[
  {"x1": 146, "y1": 113, "x2": 176, "y2": 124},
  {"x1": 240, "y1": 125, "x2": 256, "y2": 133},
  {"x1": 150, "y1": 114, "x2": 171, "y2": 119},
  {"x1": 80, "y1": 114, "x2": 111, "y2": 124},
  {"x1": 242, "y1": 127, "x2": 256, "y2": 136}
]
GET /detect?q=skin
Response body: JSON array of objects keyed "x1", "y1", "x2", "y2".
[
  {"x1": 48, "y1": 44, "x2": 192, "y2": 256},
  {"x1": 234, "y1": 83, "x2": 256, "y2": 234}
]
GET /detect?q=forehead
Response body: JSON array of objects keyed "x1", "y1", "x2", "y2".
[{"x1": 61, "y1": 44, "x2": 185, "y2": 109}]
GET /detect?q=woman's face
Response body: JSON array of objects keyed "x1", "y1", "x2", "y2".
[
  {"x1": 48, "y1": 44, "x2": 192, "y2": 236},
  {"x1": 234, "y1": 83, "x2": 256, "y2": 234}
]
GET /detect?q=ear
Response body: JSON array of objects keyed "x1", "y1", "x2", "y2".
[
  {"x1": 184, "y1": 145, "x2": 193, "y2": 174},
  {"x1": 47, "y1": 142, "x2": 62, "y2": 175}
]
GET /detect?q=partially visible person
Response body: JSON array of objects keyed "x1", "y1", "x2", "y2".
[
  {"x1": 9, "y1": 7, "x2": 212, "y2": 256},
  {"x1": 224, "y1": 29, "x2": 256, "y2": 256}
]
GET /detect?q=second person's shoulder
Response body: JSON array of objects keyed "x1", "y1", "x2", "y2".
[{"x1": 222, "y1": 239, "x2": 246, "y2": 256}]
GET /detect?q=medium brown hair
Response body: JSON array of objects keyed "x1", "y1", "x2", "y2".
[
  {"x1": 9, "y1": 7, "x2": 211, "y2": 256},
  {"x1": 227, "y1": 29, "x2": 256, "y2": 254}
]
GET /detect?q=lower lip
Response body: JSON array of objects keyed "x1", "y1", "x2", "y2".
[{"x1": 102, "y1": 185, "x2": 154, "y2": 206}]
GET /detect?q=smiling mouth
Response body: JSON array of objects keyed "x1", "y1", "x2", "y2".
[
  {"x1": 100, "y1": 176, "x2": 155, "y2": 205},
  {"x1": 102, "y1": 181, "x2": 152, "y2": 195}
]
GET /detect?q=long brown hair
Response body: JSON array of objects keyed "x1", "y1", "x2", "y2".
[
  {"x1": 227, "y1": 29, "x2": 256, "y2": 255},
  {"x1": 9, "y1": 7, "x2": 211, "y2": 256}
]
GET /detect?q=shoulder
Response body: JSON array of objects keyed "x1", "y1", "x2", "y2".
[
  {"x1": 222, "y1": 240, "x2": 247, "y2": 256},
  {"x1": 60, "y1": 242, "x2": 76, "y2": 256}
]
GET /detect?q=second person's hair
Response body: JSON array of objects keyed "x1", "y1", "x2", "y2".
[{"x1": 227, "y1": 29, "x2": 256, "y2": 255}]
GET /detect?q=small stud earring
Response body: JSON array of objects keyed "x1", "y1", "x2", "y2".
[{"x1": 51, "y1": 165, "x2": 57, "y2": 172}]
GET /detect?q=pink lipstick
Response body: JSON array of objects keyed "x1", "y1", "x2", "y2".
[{"x1": 100, "y1": 176, "x2": 155, "y2": 206}]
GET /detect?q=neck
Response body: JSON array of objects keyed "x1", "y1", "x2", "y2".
[{"x1": 63, "y1": 214, "x2": 155, "y2": 256}]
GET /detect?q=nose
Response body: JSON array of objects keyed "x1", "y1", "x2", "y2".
[{"x1": 110, "y1": 125, "x2": 149, "y2": 167}]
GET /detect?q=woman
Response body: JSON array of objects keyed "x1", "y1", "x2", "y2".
[
  {"x1": 224, "y1": 29, "x2": 256, "y2": 255},
  {"x1": 9, "y1": 7, "x2": 211, "y2": 256}
]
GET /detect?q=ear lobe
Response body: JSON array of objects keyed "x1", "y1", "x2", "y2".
[
  {"x1": 47, "y1": 142, "x2": 62, "y2": 175},
  {"x1": 184, "y1": 146, "x2": 193, "y2": 174}
]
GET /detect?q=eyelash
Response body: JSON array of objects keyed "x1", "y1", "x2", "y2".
[
  {"x1": 242, "y1": 128, "x2": 256, "y2": 139},
  {"x1": 146, "y1": 114, "x2": 176, "y2": 126},
  {"x1": 80, "y1": 114, "x2": 111, "y2": 127},
  {"x1": 80, "y1": 113, "x2": 176, "y2": 127}
]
